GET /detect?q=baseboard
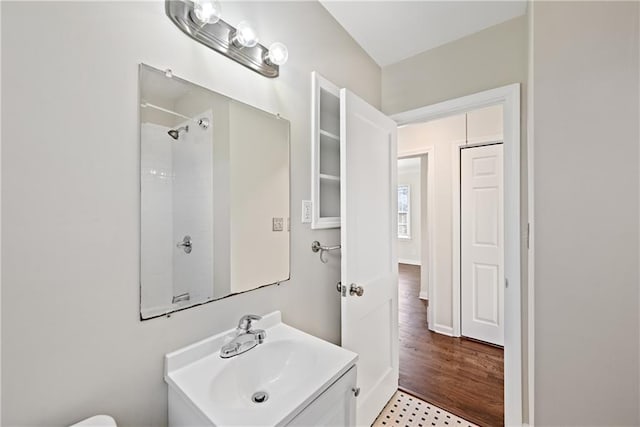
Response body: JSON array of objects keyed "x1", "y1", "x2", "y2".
[
  {"x1": 418, "y1": 291, "x2": 428, "y2": 300},
  {"x1": 433, "y1": 323, "x2": 454, "y2": 337},
  {"x1": 398, "y1": 258, "x2": 421, "y2": 266}
]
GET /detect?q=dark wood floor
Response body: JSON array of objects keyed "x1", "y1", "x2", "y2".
[{"x1": 398, "y1": 263, "x2": 504, "y2": 427}]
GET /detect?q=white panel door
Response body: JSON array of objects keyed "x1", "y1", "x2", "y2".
[
  {"x1": 461, "y1": 144, "x2": 504, "y2": 346},
  {"x1": 340, "y1": 89, "x2": 398, "y2": 426}
]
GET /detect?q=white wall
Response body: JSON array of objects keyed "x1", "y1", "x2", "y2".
[
  {"x1": 140, "y1": 123, "x2": 175, "y2": 317},
  {"x1": 140, "y1": 112, "x2": 216, "y2": 318},
  {"x1": 397, "y1": 158, "x2": 421, "y2": 265},
  {"x1": 139, "y1": 93, "x2": 179, "y2": 314},
  {"x1": 382, "y1": 15, "x2": 527, "y2": 116},
  {"x1": 532, "y1": 2, "x2": 639, "y2": 424},
  {"x1": 382, "y1": 17, "x2": 530, "y2": 415},
  {"x1": 229, "y1": 102, "x2": 289, "y2": 293},
  {"x1": 398, "y1": 106, "x2": 502, "y2": 331},
  {"x1": 174, "y1": 90, "x2": 232, "y2": 299},
  {"x1": 0, "y1": 1, "x2": 380, "y2": 425},
  {"x1": 399, "y1": 115, "x2": 463, "y2": 330},
  {"x1": 467, "y1": 104, "x2": 504, "y2": 143},
  {"x1": 171, "y1": 112, "x2": 214, "y2": 303},
  {"x1": 0, "y1": 0, "x2": 3, "y2": 419}
]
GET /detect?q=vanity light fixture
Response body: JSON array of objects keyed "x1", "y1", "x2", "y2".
[
  {"x1": 165, "y1": 0, "x2": 288, "y2": 78},
  {"x1": 264, "y1": 42, "x2": 289, "y2": 66},
  {"x1": 193, "y1": 0, "x2": 221, "y2": 25},
  {"x1": 231, "y1": 21, "x2": 259, "y2": 48}
]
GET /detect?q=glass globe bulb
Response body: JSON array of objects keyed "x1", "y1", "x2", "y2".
[
  {"x1": 193, "y1": 0, "x2": 222, "y2": 25},
  {"x1": 265, "y1": 42, "x2": 289, "y2": 66},
  {"x1": 233, "y1": 21, "x2": 259, "y2": 48}
]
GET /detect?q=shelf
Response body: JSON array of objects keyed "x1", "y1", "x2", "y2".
[
  {"x1": 312, "y1": 71, "x2": 341, "y2": 229},
  {"x1": 319, "y1": 129, "x2": 340, "y2": 142},
  {"x1": 319, "y1": 173, "x2": 340, "y2": 182}
]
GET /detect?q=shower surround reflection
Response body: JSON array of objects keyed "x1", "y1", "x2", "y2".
[{"x1": 141, "y1": 109, "x2": 214, "y2": 318}]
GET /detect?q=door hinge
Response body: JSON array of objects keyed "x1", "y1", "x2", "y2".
[{"x1": 527, "y1": 223, "x2": 530, "y2": 250}]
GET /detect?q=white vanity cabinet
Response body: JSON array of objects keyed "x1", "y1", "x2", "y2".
[
  {"x1": 311, "y1": 72, "x2": 341, "y2": 229},
  {"x1": 287, "y1": 366, "x2": 357, "y2": 426},
  {"x1": 168, "y1": 364, "x2": 358, "y2": 427},
  {"x1": 164, "y1": 312, "x2": 359, "y2": 427}
]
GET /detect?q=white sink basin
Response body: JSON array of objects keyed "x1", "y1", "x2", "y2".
[
  {"x1": 209, "y1": 339, "x2": 319, "y2": 408},
  {"x1": 165, "y1": 312, "x2": 358, "y2": 426}
]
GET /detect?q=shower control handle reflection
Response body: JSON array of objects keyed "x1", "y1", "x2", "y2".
[{"x1": 177, "y1": 235, "x2": 192, "y2": 254}]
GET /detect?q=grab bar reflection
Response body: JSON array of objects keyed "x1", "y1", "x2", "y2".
[{"x1": 311, "y1": 240, "x2": 341, "y2": 264}]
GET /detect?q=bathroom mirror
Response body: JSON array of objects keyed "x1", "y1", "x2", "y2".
[{"x1": 139, "y1": 64, "x2": 290, "y2": 320}]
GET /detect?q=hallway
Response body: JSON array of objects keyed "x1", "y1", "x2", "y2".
[{"x1": 398, "y1": 264, "x2": 504, "y2": 426}]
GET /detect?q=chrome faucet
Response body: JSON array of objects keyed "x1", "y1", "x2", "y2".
[{"x1": 220, "y1": 314, "x2": 266, "y2": 359}]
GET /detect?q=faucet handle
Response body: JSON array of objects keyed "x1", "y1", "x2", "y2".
[{"x1": 238, "y1": 314, "x2": 262, "y2": 331}]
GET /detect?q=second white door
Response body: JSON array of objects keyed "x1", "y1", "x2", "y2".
[
  {"x1": 340, "y1": 89, "x2": 398, "y2": 426},
  {"x1": 461, "y1": 144, "x2": 504, "y2": 346}
]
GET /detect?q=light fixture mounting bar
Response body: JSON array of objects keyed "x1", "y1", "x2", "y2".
[{"x1": 165, "y1": 0, "x2": 279, "y2": 78}]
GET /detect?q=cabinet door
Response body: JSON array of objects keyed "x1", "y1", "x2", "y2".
[
  {"x1": 286, "y1": 366, "x2": 357, "y2": 427},
  {"x1": 311, "y1": 72, "x2": 341, "y2": 229}
]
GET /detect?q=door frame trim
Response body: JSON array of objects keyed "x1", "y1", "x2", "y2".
[{"x1": 391, "y1": 84, "x2": 523, "y2": 426}]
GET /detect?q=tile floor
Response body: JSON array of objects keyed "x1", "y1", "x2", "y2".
[{"x1": 372, "y1": 391, "x2": 478, "y2": 427}]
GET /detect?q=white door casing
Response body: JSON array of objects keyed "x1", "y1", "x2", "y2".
[
  {"x1": 340, "y1": 89, "x2": 399, "y2": 427},
  {"x1": 391, "y1": 84, "x2": 522, "y2": 425},
  {"x1": 461, "y1": 144, "x2": 504, "y2": 346}
]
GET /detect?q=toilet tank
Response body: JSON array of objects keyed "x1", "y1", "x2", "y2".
[{"x1": 69, "y1": 415, "x2": 116, "y2": 427}]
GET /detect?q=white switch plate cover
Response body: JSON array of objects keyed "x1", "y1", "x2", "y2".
[{"x1": 302, "y1": 200, "x2": 312, "y2": 223}]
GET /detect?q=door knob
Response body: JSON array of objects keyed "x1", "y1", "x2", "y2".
[
  {"x1": 349, "y1": 283, "x2": 364, "y2": 297},
  {"x1": 177, "y1": 235, "x2": 192, "y2": 254}
]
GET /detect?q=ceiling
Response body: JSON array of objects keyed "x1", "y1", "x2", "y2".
[{"x1": 319, "y1": 1, "x2": 527, "y2": 67}]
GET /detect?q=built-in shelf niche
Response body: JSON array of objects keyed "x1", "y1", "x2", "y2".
[{"x1": 311, "y1": 72, "x2": 341, "y2": 228}]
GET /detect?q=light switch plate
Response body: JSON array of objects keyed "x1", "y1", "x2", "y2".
[{"x1": 302, "y1": 200, "x2": 312, "y2": 223}]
